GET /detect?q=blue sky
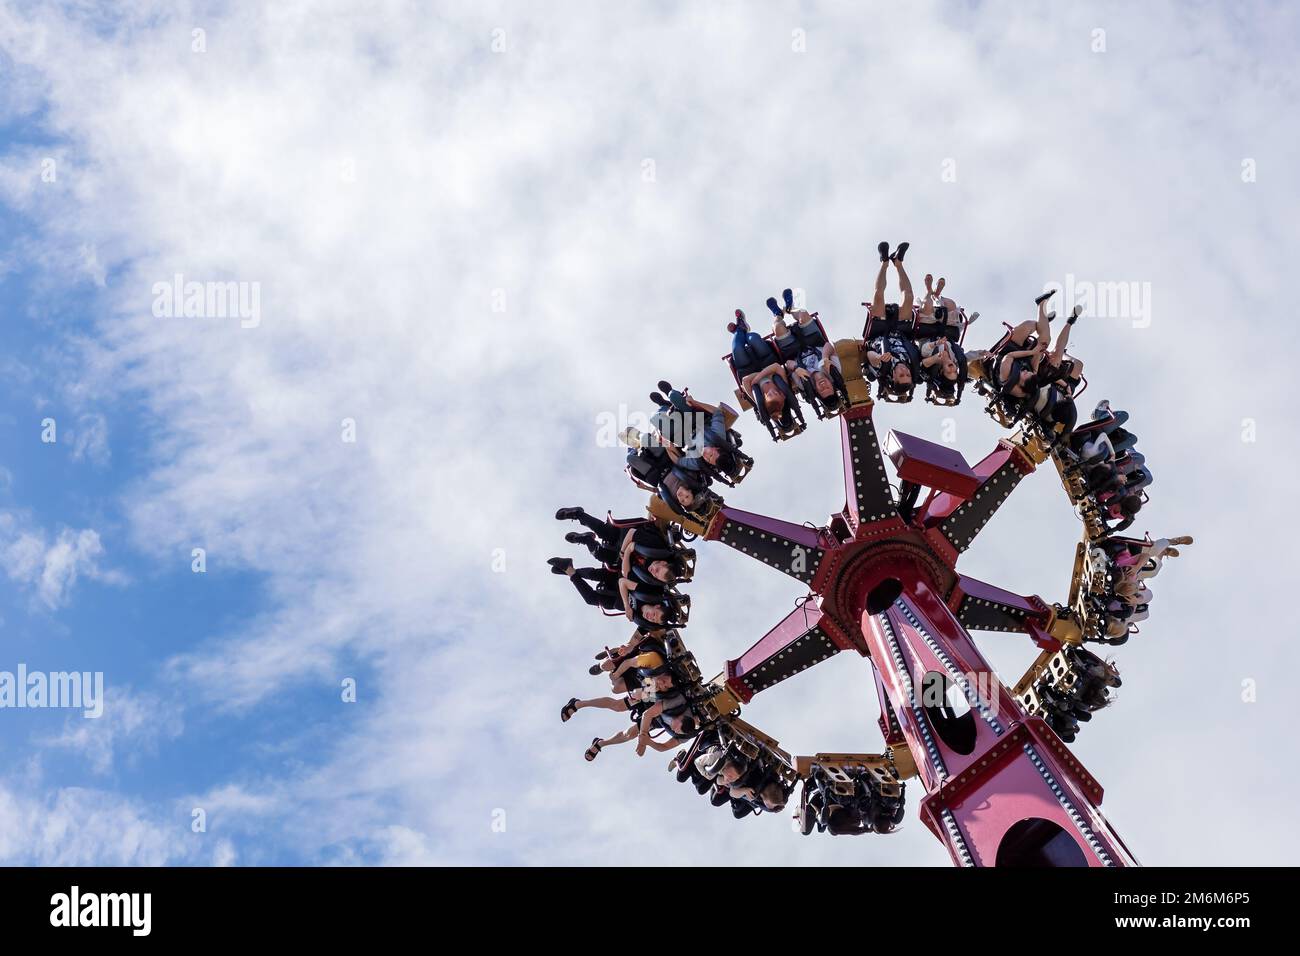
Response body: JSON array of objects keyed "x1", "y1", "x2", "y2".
[
  {"x1": 0, "y1": 261, "x2": 349, "y2": 862},
  {"x1": 1, "y1": 0, "x2": 1298, "y2": 866},
  {"x1": 0, "y1": 170, "x2": 362, "y2": 862}
]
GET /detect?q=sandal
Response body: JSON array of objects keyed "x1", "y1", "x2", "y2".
[
  {"x1": 585, "y1": 738, "x2": 603, "y2": 762},
  {"x1": 561, "y1": 698, "x2": 579, "y2": 722}
]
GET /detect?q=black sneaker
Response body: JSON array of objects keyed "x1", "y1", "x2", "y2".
[
  {"x1": 555, "y1": 507, "x2": 583, "y2": 521},
  {"x1": 547, "y1": 557, "x2": 572, "y2": 575},
  {"x1": 657, "y1": 380, "x2": 673, "y2": 394},
  {"x1": 649, "y1": 391, "x2": 667, "y2": 406},
  {"x1": 766, "y1": 296, "x2": 782, "y2": 319},
  {"x1": 891, "y1": 241, "x2": 909, "y2": 262},
  {"x1": 877, "y1": 241, "x2": 890, "y2": 262},
  {"x1": 565, "y1": 532, "x2": 595, "y2": 546},
  {"x1": 782, "y1": 288, "x2": 794, "y2": 312},
  {"x1": 1035, "y1": 289, "x2": 1056, "y2": 306}
]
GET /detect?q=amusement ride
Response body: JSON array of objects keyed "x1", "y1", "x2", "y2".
[{"x1": 552, "y1": 242, "x2": 1189, "y2": 867}]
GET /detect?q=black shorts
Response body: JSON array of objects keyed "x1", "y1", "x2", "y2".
[
  {"x1": 1036, "y1": 358, "x2": 1079, "y2": 387},
  {"x1": 914, "y1": 319, "x2": 959, "y2": 344},
  {"x1": 864, "y1": 315, "x2": 899, "y2": 339}
]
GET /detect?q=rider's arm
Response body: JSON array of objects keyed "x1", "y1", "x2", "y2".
[
  {"x1": 686, "y1": 396, "x2": 720, "y2": 415},
  {"x1": 997, "y1": 353, "x2": 1019, "y2": 382},
  {"x1": 620, "y1": 578, "x2": 634, "y2": 619},
  {"x1": 620, "y1": 532, "x2": 635, "y2": 576},
  {"x1": 615, "y1": 629, "x2": 648, "y2": 657}
]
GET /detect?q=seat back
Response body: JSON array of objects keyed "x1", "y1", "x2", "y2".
[{"x1": 860, "y1": 302, "x2": 921, "y2": 340}]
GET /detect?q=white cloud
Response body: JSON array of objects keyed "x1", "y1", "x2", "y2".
[
  {"x1": 0, "y1": 780, "x2": 211, "y2": 866},
  {"x1": 0, "y1": 514, "x2": 121, "y2": 609},
  {"x1": 0, "y1": 0, "x2": 1297, "y2": 866},
  {"x1": 43, "y1": 688, "x2": 183, "y2": 775},
  {"x1": 67, "y1": 411, "x2": 111, "y2": 466}
]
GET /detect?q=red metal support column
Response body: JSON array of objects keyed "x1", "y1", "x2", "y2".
[{"x1": 853, "y1": 560, "x2": 1136, "y2": 867}]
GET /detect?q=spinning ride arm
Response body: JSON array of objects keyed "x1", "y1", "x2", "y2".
[
  {"x1": 919, "y1": 433, "x2": 1045, "y2": 559},
  {"x1": 723, "y1": 601, "x2": 856, "y2": 703},
  {"x1": 706, "y1": 506, "x2": 835, "y2": 587},
  {"x1": 949, "y1": 574, "x2": 1060, "y2": 650},
  {"x1": 840, "y1": 404, "x2": 904, "y2": 537}
]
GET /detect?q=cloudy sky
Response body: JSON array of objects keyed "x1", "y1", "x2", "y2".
[{"x1": 0, "y1": 0, "x2": 1297, "y2": 866}]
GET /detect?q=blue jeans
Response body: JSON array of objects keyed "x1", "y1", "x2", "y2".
[
  {"x1": 731, "y1": 330, "x2": 774, "y2": 377},
  {"x1": 651, "y1": 389, "x2": 695, "y2": 448}
]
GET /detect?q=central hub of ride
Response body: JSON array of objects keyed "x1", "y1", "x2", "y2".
[{"x1": 824, "y1": 530, "x2": 959, "y2": 649}]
